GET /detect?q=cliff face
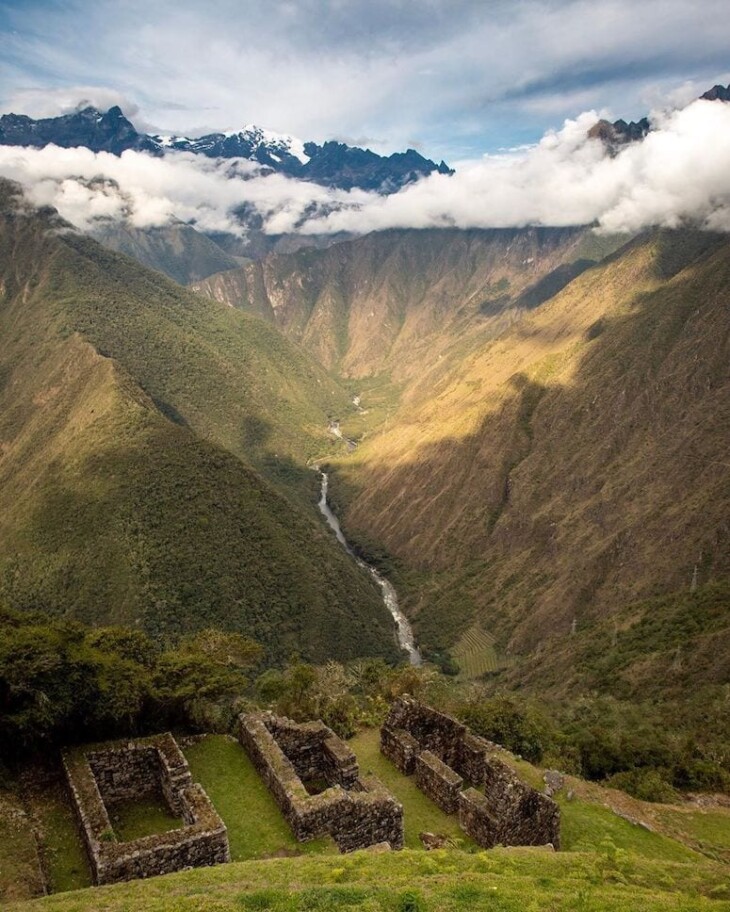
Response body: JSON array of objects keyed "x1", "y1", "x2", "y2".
[{"x1": 192, "y1": 226, "x2": 625, "y2": 380}]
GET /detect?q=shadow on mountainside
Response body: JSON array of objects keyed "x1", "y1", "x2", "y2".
[{"x1": 331, "y1": 233, "x2": 730, "y2": 684}]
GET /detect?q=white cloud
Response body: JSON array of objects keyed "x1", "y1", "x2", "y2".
[
  {"x1": 297, "y1": 99, "x2": 730, "y2": 235},
  {"x1": 1, "y1": 98, "x2": 729, "y2": 240},
  {"x1": 0, "y1": 142, "x2": 369, "y2": 235},
  {"x1": 2, "y1": 86, "x2": 139, "y2": 120}
]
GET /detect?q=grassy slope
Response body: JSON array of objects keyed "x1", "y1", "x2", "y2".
[
  {"x1": 0, "y1": 792, "x2": 44, "y2": 903},
  {"x1": 328, "y1": 230, "x2": 730, "y2": 685},
  {"x1": 7, "y1": 837, "x2": 730, "y2": 912},
  {"x1": 184, "y1": 736, "x2": 336, "y2": 860},
  {"x1": 0, "y1": 186, "x2": 397, "y2": 661}
]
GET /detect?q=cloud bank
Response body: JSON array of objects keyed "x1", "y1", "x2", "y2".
[{"x1": 1, "y1": 98, "x2": 730, "y2": 239}]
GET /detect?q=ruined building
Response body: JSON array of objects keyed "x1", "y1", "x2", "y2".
[
  {"x1": 239, "y1": 711, "x2": 404, "y2": 852},
  {"x1": 63, "y1": 733, "x2": 229, "y2": 885},
  {"x1": 381, "y1": 697, "x2": 560, "y2": 848}
]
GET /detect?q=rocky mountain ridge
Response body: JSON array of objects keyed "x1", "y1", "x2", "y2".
[
  {"x1": 588, "y1": 81, "x2": 729, "y2": 148},
  {"x1": 0, "y1": 105, "x2": 452, "y2": 192}
]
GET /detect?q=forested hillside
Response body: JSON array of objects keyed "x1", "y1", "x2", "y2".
[{"x1": 0, "y1": 182, "x2": 398, "y2": 663}]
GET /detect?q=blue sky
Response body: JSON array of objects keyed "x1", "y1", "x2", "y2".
[{"x1": 0, "y1": 0, "x2": 728, "y2": 161}]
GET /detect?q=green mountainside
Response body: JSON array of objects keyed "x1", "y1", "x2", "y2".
[
  {"x1": 0, "y1": 182, "x2": 398, "y2": 662},
  {"x1": 192, "y1": 227, "x2": 630, "y2": 380},
  {"x1": 90, "y1": 221, "x2": 242, "y2": 284}
]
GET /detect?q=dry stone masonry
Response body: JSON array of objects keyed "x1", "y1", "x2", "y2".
[
  {"x1": 239, "y1": 711, "x2": 404, "y2": 852},
  {"x1": 63, "y1": 733, "x2": 229, "y2": 885},
  {"x1": 381, "y1": 697, "x2": 560, "y2": 849}
]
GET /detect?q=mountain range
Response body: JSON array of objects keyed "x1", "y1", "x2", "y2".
[
  {"x1": 1, "y1": 88, "x2": 728, "y2": 702},
  {"x1": 0, "y1": 104, "x2": 453, "y2": 192}
]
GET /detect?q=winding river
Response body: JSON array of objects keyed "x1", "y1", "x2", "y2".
[{"x1": 317, "y1": 472, "x2": 421, "y2": 665}]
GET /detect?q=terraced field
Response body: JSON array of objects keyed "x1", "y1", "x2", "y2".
[{"x1": 452, "y1": 624, "x2": 503, "y2": 678}]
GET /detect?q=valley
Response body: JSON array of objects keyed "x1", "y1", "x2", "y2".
[{"x1": 0, "y1": 63, "x2": 729, "y2": 910}]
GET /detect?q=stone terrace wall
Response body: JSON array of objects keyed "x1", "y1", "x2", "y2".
[
  {"x1": 63, "y1": 733, "x2": 229, "y2": 884},
  {"x1": 381, "y1": 697, "x2": 560, "y2": 849},
  {"x1": 239, "y1": 712, "x2": 403, "y2": 852}
]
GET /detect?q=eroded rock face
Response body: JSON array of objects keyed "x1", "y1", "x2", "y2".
[
  {"x1": 63, "y1": 733, "x2": 229, "y2": 885},
  {"x1": 238, "y1": 711, "x2": 404, "y2": 852},
  {"x1": 381, "y1": 697, "x2": 560, "y2": 849}
]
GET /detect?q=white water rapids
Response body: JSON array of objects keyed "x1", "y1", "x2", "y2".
[{"x1": 317, "y1": 472, "x2": 421, "y2": 665}]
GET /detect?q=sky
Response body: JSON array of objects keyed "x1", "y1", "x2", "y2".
[
  {"x1": 0, "y1": 0, "x2": 729, "y2": 160},
  {"x1": 1, "y1": 0, "x2": 729, "y2": 239}
]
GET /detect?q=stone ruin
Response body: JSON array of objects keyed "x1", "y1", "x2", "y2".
[
  {"x1": 63, "y1": 733, "x2": 230, "y2": 885},
  {"x1": 381, "y1": 697, "x2": 560, "y2": 849},
  {"x1": 239, "y1": 711, "x2": 404, "y2": 852}
]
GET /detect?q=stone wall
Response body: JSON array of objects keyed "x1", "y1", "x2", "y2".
[
  {"x1": 239, "y1": 712, "x2": 403, "y2": 852},
  {"x1": 381, "y1": 697, "x2": 560, "y2": 849},
  {"x1": 63, "y1": 733, "x2": 230, "y2": 885},
  {"x1": 415, "y1": 750, "x2": 463, "y2": 814}
]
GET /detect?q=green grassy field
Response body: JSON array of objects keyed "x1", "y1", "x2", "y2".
[
  {"x1": 184, "y1": 735, "x2": 336, "y2": 860},
  {"x1": 452, "y1": 623, "x2": 501, "y2": 679},
  {"x1": 8, "y1": 844, "x2": 730, "y2": 911},
  {"x1": 0, "y1": 792, "x2": 44, "y2": 903},
  {"x1": 23, "y1": 781, "x2": 91, "y2": 894}
]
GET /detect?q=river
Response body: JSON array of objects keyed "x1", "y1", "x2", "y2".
[{"x1": 317, "y1": 472, "x2": 421, "y2": 665}]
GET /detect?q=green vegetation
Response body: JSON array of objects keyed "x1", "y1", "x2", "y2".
[
  {"x1": 0, "y1": 792, "x2": 44, "y2": 903},
  {"x1": 558, "y1": 797, "x2": 698, "y2": 863},
  {"x1": 110, "y1": 796, "x2": 183, "y2": 842},
  {"x1": 0, "y1": 609, "x2": 261, "y2": 756},
  {"x1": 653, "y1": 807, "x2": 730, "y2": 864},
  {"x1": 90, "y1": 222, "x2": 240, "y2": 285},
  {"x1": 451, "y1": 623, "x2": 502, "y2": 678},
  {"x1": 23, "y1": 779, "x2": 91, "y2": 894},
  {"x1": 184, "y1": 735, "x2": 336, "y2": 860}
]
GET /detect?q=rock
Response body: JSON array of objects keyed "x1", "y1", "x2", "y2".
[
  {"x1": 419, "y1": 832, "x2": 452, "y2": 850},
  {"x1": 543, "y1": 770, "x2": 565, "y2": 797}
]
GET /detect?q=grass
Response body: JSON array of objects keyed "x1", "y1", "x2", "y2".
[
  {"x1": 348, "y1": 729, "x2": 476, "y2": 850},
  {"x1": 653, "y1": 807, "x2": 730, "y2": 864},
  {"x1": 7, "y1": 844, "x2": 730, "y2": 911},
  {"x1": 184, "y1": 735, "x2": 336, "y2": 860},
  {"x1": 0, "y1": 791, "x2": 44, "y2": 903},
  {"x1": 6, "y1": 730, "x2": 730, "y2": 908},
  {"x1": 558, "y1": 796, "x2": 700, "y2": 863},
  {"x1": 24, "y1": 780, "x2": 91, "y2": 895},
  {"x1": 452, "y1": 623, "x2": 501, "y2": 679},
  {"x1": 108, "y1": 795, "x2": 183, "y2": 842}
]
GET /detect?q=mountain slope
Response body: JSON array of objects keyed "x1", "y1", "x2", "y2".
[
  {"x1": 192, "y1": 227, "x2": 629, "y2": 380},
  {"x1": 325, "y1": 229, "x2": 730, "y2": 685},
  {"x1": 0, "y1": 182, "x2": 398, "y2": 662},
  {"x1": 89, "y1": 222, "x2": 241, "y2": 284}
]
